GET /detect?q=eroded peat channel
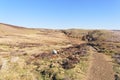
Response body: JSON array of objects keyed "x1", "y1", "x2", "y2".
[
  {"x1": 31, "y1": 43, "x2": 90, "y2": 80},
  {"x1": 31, "y1": 42, "x2": 116, "y2": 80}
]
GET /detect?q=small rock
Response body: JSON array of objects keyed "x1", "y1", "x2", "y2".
[{"x1": 52, "y1": 49, "x2": 57, "y2": 54}]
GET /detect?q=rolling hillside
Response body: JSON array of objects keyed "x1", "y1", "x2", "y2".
[{"x1": 0, "y1": 23, "x2": 120, "y2": 80}]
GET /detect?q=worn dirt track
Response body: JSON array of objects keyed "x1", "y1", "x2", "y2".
[
  {"x1": 87, "y1": 51, "x2": 114, "y2": 80},
  {"x1": 68, "y1": 37, "x2": 115, "y2": 80}
]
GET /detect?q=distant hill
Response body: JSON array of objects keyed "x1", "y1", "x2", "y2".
[
  {"x1": 0, "y1": 23, "x2": 70, "y2": 47},
  {"x1": 0, "y1": 23, "x2": 39, "y2": 35}
]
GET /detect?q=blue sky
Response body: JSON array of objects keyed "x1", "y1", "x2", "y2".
[{"x1": 0, "y1": 0, "x2": 120, "y2": 29}]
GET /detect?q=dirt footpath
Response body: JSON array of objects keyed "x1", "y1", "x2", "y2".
[{"x1": 87, "y1": 51, "x2": 114, "y2": 80}]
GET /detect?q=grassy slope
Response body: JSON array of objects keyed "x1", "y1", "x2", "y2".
[
  {"x1": 0, "y1": 23, "x2": 72, "y2": 80},
  {"x1": 0, "y1": 24, "x2": 90, "y2": 80},
  {"x1": 0, "y1": 23, "x2": 120, "y2": 80}
]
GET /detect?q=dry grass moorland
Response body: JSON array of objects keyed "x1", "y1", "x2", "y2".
[{"x1": 0, "y1": 23, "x2": 120, "y2": 80}]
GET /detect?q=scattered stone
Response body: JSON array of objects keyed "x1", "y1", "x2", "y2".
[
  {"x1": 1, "y1": 58, "x2": 9, "y2": 71},
  {"x1": 10, "y1": 56, "x2": 19, "y2": 63}
]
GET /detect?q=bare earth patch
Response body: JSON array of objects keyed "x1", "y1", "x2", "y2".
[{"x1": 87, "y1": 52, "x2": 114, "y2": 80}]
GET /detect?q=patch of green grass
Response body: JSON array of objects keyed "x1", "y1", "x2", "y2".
[
  {"x1": 113, "y1": 64, "x2": 120, "y2": 75},
  {"x1": 0, "y1": 57, "x2": 42, "y2": 80},
  {"x1": 79, "y1": 60, "x2": 88, "y2": 73}
]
